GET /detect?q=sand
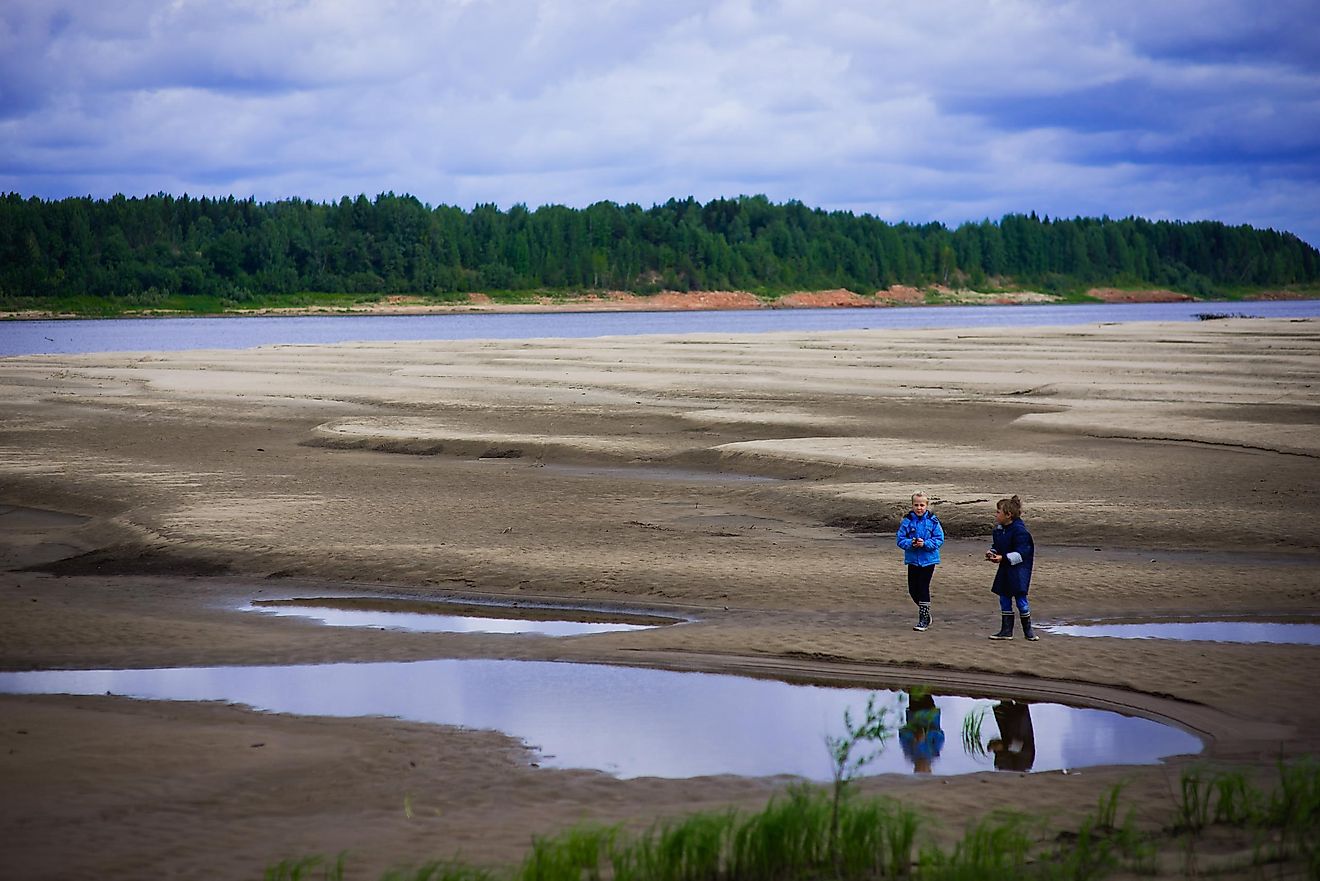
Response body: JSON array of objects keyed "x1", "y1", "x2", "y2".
[{"x1": 2, "y1": 316, "x2": 1319, "y2": 879}]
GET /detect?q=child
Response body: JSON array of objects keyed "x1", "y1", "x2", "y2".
[
  {"x1": 987, "y1": 700, "x2": 1036, "y2": 771},
  {"x1": 985, "y1": 494, "x2": 1038, "y2": 640},
  {"x1": 898, "y1": 689, "x2": 945, "y2": 774},
  {"x1": 896, "y1": 491, "x2": 944, "y2": 631}
]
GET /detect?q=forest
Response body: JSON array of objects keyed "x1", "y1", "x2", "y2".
[{"x1": 2, "y1": 191, "x2": 1317, "y2": 312}]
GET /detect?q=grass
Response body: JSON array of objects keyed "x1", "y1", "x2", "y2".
[
  {"x1": 527, "y1": 787, "x2": 919, "y2": 881},
  {"x1": 523, "y1": 826, "x2": 617, "y2": 881},
  {"x1": 825, "y1": 692, "x2": 894, "y2": 870},
  {"x1": 1172, "y1": 768, "x2": 1215, "y2": 834},
  {"x1": 271, "y1": 756, "x2": 1320, "y2": 881},
  {"x1": 959, "y1": 704, "x2": 990, "y2": 760},
  {"x1": 265, "y1": 853, "x2": 346, "y2": 881},
  {"x1": 380, "y1": 864, "x2": 496, "y2": 881},
  {"x1": 1170, "y1": 759, "x2": 1320, "y2": 878},
  {"x1": 918, "y1": 813, "x2": 1032, "y2": 881},
  {"x1": 611, "y1": 812, "x2": 734, "y2": 881},
  {"x1": 1202, "y1": 281, "x2": 1320, "y2": 301}
]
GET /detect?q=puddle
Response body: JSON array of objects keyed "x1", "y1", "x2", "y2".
[
  {"x1": 0, "y1": 660, "x2": 1201, "y2": 780},
  {"x1": 243, "y1": 598, "x2": 667, "y2": 636},
  {"x1": 1040, "y1": 621, "x2": 1320, "y2": 646}
]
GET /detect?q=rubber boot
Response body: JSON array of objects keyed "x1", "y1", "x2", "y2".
[
  {"x1": 1021, "y1": 614, "x2": 1040, "y2": 641},
  {"x1": 989, "y1": 613, "x2": 1014, "y2": 640},
  {"x1": 913, "y1": 602, "x2": 931, "y2": 632}
]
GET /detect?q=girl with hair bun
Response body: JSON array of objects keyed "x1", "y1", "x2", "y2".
[{"x1": 985, "y1": 495, "x2": 1038, "y2": 641}]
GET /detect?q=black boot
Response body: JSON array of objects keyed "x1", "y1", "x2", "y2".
[
  {"x1": 913, "y1": 602, "x2": 931, "y2": 632},
  {"x1": 989, "y1": 613, "x2": 1014, "y2": 640},
  {"x1": 1021, "y1": 614, "x2": 1040, "y2": 641}
]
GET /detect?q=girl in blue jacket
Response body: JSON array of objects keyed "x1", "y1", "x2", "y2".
[
  {"x1": 896, "y1": 491, "x2": 944, "y2": 631},
  {"x1": 985, "y1": 495, "x2": 1038, "y2": 640}
]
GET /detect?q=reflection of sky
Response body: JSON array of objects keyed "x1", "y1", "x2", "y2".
[
  {"x1": 240, "y1": 605, "x2": 654, "y2": 636},
  {"x1": 0, "y1": 661, "x2": 1202, "y2": 780},
  {"x1": 1010, "y1": 704, "x2": 1192, "y2": 774},
  {"x1": 1041, "y1": 622, "x2": 1320, "y2": 646}
]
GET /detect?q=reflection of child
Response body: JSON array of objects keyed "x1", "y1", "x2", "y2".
[
  {"x1": 898, "y1": 691, "x2": 945, "y2": 774},
  {"x1": 988, "y1": 700, "x2": 1035, "y2": 772},
  {"x1": 896, "y1": 492, "x2": 944, "y2": 631},
  {"x1": 985, "y1": 495, "x2": 1038, "y2": 641}
]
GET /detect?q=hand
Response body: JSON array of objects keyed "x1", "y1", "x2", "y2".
[
  {"x1": 985, "y1": 550, "x2": 999, "y2": 562},
  {"x1": 913, "y1": 538, "x2": 924, "y2": 547}
]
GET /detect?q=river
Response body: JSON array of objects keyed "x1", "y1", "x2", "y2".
[{"x1": 2, "y1": 299, "x2": 1318, "y2": 356}]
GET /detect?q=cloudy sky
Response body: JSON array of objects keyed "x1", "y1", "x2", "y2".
[{"x1": 3, "y1": 0, "x2": 1318, "y2": 245}]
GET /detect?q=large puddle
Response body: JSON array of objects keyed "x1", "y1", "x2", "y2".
[
  {"x1": 243, "y1": 599, "x2": 668, "y2": 636},
  {"x1": 0, "y1": 659, "x2": 1200, "y2": 779},
  {"x1": 1040, "y1": 621, "x2": 1320, "y2": 646}
]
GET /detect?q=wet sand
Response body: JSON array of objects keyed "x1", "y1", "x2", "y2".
[{"x1": 2, "y1": 317, "x2": 1319, "y2": 878}]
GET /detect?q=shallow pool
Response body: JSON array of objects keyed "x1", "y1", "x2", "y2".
[
  {"x1": 1039, "y1": 621, "x2": 1320, "y2": 646},
  {"x1": 0, "y1": 659, "x2": 1201, "y2": 779},
  {"x1": 243, "y1": 600, "x2": 663, "y2": 636}
]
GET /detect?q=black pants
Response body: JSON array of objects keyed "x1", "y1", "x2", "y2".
[{"x1": 907, "y1": 564, "x2": 935, "y2": 604}]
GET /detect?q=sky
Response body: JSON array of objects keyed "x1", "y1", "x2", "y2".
[{"x1": 2, "y1": 0, "x2": 1319, "y2": 246}]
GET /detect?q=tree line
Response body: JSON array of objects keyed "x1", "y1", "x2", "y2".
[{"x1": 2, "y1": 191, "x2": 1316, "y2": 307}]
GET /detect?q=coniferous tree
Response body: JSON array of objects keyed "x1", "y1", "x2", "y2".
[{"x1": 0, "y1": 192, "x2": 1316, "y2": 307}]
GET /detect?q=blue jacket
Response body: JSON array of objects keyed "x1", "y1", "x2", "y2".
[
  {"x1": 990, "y1": 517, "x2": 1034, "y2": 597},
  {"x1": 899, "y1": 709, "x2": 945, "y2": 765},
  {"x1": 896, "y1": 510, "x2": 944, "y2": 566}
]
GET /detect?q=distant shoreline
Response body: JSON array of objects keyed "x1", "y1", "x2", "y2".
[{"x1": 3, "y1": 284, "x2": 1313, "y2": 320}]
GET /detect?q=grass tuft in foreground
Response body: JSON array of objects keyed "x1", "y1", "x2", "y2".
[{"x1": 271, "y1": 758, "x2": 1320, "y2": 880}]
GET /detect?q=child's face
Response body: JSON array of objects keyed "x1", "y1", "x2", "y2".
[
  {"x1": 912, "y1": 496, "x2": 928, "y2": 515},
  {"x1": 994, "y1": 508, "x2": 1012, "y2": 526}
]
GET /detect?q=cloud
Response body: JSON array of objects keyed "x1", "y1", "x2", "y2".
[{"x1": 1, "y1": 0, "x2": 1317, "y2": 246}]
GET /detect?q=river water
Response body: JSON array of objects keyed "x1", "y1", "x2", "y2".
[{"x1": 3, "y1": 300, "x2": 1318, "y2": 356}]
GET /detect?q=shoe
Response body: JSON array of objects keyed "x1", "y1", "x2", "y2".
[
  {"x1": 1021, "y1": 614, "x2": 1040, "y2": 641},
  {"x1": 989, "y1": 613, "x2": 1014, "y2": 640},
  {"x1": 913, "y1": 603, "x2": 931, "y2": 632}
]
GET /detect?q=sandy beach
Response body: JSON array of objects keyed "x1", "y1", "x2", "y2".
[{"x1": 2, "y1": 316, "x2": 1319, "y2": 879}]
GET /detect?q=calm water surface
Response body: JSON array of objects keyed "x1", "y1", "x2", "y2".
[
  {"x1": 4, "y1": 300, "x2": 1318, "y2": 356},
  {"x1": 242, "y1": 603, "x2": 659, "y2": 636},
  {"x1": 1041, "y1": 621, "x2": 1320, "y2": 645},
  {"x1": 0, "y1": 659, "x2": 1201, "y2": 779}
]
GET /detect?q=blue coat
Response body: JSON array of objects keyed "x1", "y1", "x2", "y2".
[
  {"x1": 896, "y1": 510, "x2": 944, "y2": 566},
  {"x1": 990, "y1": 518, "x2": 1034, "y2": 597}
]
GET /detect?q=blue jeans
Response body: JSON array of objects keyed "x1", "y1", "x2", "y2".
[{"x1": 998, "y1": 594, "x2": 1030, "y2": 615}]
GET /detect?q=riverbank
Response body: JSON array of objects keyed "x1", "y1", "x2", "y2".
[
  {"x1": 2, "y1": 317, "x2": 1319, "y2": 879},
  {"x1": 4, "y1": 283, "x2": 1314, "y2": 321}
]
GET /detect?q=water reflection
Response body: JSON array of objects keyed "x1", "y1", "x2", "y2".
[
  {"x1": 1040, "y1": 621, "x2": 1320, "y2": 646},
  {"x1": 0, "y1": 660, "x2": 1201, "y2": 780},
  {"x1": 988, "y1": 701, "x2": 1036, "y2": 772},
  {"x1": 898, "y1": 689, "x2": 945, "y2": 774},
  {"x1": 242, "y1": 601, "x2": 659, "y2": 636}
]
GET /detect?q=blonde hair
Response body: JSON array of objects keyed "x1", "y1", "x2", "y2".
[
  {"x1": 996, "y1": 495, "x2": 1023, "y2": 520},
  {"x1": 911, "y1": 491, "x2": 928, "y2": 503}
]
